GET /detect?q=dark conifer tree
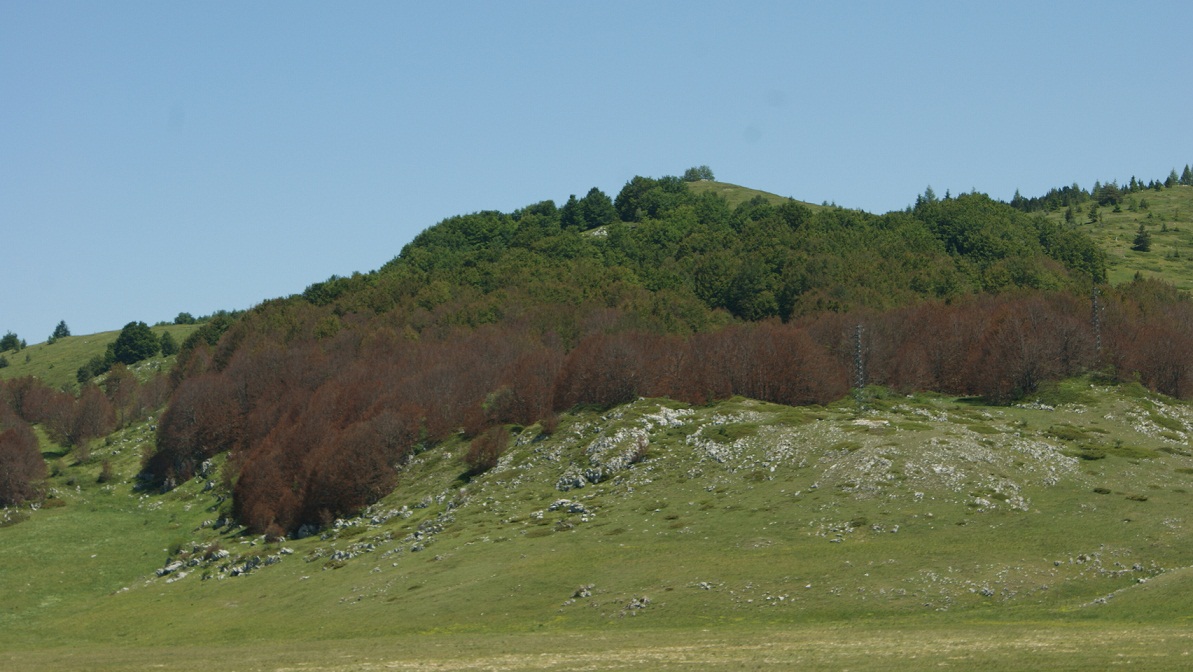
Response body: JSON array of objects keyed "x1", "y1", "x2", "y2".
[{"x1": 1132, "y1": 223, "x2": 1152, "y2": 252}]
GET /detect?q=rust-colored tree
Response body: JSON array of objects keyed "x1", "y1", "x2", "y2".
[
  {"x1": 553, "y1": 333, "x2": 645, "y2": 411},
  {"x1": 69, "y1": 384, "x2": 115, "y2": 462},
  {"x1": 464, "y1": 426, "x2": 508, "y2": 477},
  {"x1": 0, "y1": 422, "x2": 46, "y2": 506},
  {"x1": 103, "y1": 363, "x2": 138, "y2": 427},
  {"x1": 146, "y1": 373, "x2": 240, "y2": 483}
]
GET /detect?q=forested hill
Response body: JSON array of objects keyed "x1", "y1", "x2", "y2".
[
  {"x1": 19, "y1": 171, "x2": 1190, "y2": 539},
  {"x1": 299, "y1": 175, "x2": 1105, "y2": 331}
]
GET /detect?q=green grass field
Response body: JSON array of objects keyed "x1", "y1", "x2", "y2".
[
  {"x1": 687, "y1": 179, "x2": 826, "y2": 211},
  {"x1": 1063, "y1": 184, "x2": 1193, "y2": 289},
  {"x1": 3, "y1": 377, "x2": 1192, "y2": 670},
  {"x1": 0, "y1": 324, "x2": 198, "y2": 390}
]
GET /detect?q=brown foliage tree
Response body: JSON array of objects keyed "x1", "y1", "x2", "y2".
[
  {"x1": 464, "y1": 426, "x2": 508, "y2": 477},
  {"x1": 0, "y1": 422, "x2": 46, "y2": 506},
  {"x1": 69, "y1": 385, "x2": 115, "y2": 460},
  {"x1": 147, "y1": 374, "x2": 240, "y2": 482},
  {"x1": 103, "y1": 363, "x2": 138, "y2": 427}
]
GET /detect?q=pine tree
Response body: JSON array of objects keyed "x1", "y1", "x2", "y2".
[
  {"x1": 0, "y1": 331, "x2": 19, "y2": 352},
  {"x1": 1132, "y1": 223, "x2": 1152, "y2": 252},
  {"x1": 160, "y1": 331, "x2": 179, "y2": 357}
]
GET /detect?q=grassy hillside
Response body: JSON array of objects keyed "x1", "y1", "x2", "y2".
[
  {"x1": 0, "y1": 324, "x2": 198, "y2": 391},
  {"x1": 4, "y1": 378, "x2": 1193, "y2": 669},
  {"x1": 3, "y1": 175, "x2": 1190, "y2": 670},
  {"x1": 1063, "y1": 184, "x2": 1193, "y2": 288},
  {"x1": 687, "y1": 179, "x2": 825, "y2": 211}
]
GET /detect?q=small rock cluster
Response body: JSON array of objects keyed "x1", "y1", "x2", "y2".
[{"x1": 154, "y1": 542, "x2": 293, "y2": 583}]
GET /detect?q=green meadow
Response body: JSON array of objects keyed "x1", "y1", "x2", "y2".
[
  {"x1": 1066, "y1": 184, "x2": 1193, "y2": 289},
  {"x1": 0, "y1": 324, "x2": 198, "y2": 391},
  {"x1": 4, "y1": 378, "x2": 1192, "y2": 670}
]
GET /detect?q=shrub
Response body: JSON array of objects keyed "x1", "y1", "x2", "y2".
[
  {"x1": 540, "y1": 413, "x2": 560, "y2": 436},
  {"x1": 464, "y1": 426, "x2": 508, "y2": 477}
]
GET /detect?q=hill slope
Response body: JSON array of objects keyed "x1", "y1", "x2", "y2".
[
  {"x1": 4, "y1": 173, "x2": 1193, "y2": 670},
  {"x1": 0, "y1": 324, "x2": 197, "y2": 391},
  {"x1": 1063, "y1": 184, "x2": 1193, "y2": 289},
  {"x1": 3, "y1": 379, "x2": 1193, "y2": 669},
  {"x1": 686, "y1": 179, "x2": 825, "y2": 210}
]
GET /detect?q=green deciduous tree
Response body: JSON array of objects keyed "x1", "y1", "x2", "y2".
[
  {"x1": 682, "y1": 165, "x2": 715, "y2": 181},
  {"x1": 560, "y1": 188, "x2": 618, "y2": 230},
  {"x1": 111, "y1": 321, "x2": 159, "y2": 365},
  {"x1": 579, "y1": 187, "x2": 617, "y2": 229},
  {"x1": 77, "y1": 354, "x2": 111, "y2": 384}
]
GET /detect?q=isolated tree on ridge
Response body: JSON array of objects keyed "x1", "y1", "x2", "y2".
[{"x1": 111, "y1": 321, "x2": 159, "y2": 365}]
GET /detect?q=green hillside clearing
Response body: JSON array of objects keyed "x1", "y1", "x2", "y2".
[
  {"x1": 687, "y1": 179, "x2": 825, "y2": 211},
  {"x1": 1064, "y1": 184, "x2": 1193, "y2": 289},
  {"x1": 0, "y1": 324, "x2": 197, "y2": 391}
]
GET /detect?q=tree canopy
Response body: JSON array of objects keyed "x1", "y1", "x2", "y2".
[
  {"x1": 111, "y1": 321, "x2": 159, "y2": 365},
  {"x1": 0, "y1": 332, "x2": 20, "y2": 352}
]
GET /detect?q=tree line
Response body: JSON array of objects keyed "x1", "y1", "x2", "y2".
[
  {"x1": 302, "y1": 175, "x2": 1105, "y2": 336},
  {"x1": 131, "y1": 273, "x2": 1193, "y2": 537},
  {"x1": 1008, "y1": 164, "x2": 1193, "y2": 213}
]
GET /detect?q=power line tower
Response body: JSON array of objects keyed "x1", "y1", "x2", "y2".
[
  {"x1": 1090, "y1": 285, "x2": 1103, "y2": 358},
  {"x1": 853, "y1": 323, "x2": 866, "y2": 390}
]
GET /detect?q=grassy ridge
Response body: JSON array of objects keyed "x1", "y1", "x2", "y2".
[
  {"x1": 1065, "y1": 184, "x2": 1193, "y2": 288},
  {"x1": 687, "y1": 179, "x2": 825, "y2": 211},
  {"x1": 3, "y1": 378, "x2": 1192, "y2": 669},
  {"x1": 0, "y1": 324, "x2": 198, "y2": 390}
]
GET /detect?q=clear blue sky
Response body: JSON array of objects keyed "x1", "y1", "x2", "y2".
[{"x1": 3, "y1": 1, "x2": 1191, "y2": 341}]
